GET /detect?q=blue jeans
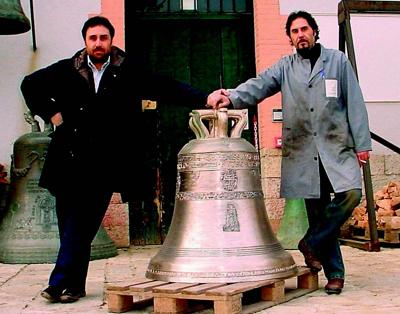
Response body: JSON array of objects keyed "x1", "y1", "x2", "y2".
[
  {"x1": 304, "y1": 164, "x2": 361, "y2": 280},
  {"x1": 49, "y1": 188, "x2": 113, "y2": 291}
]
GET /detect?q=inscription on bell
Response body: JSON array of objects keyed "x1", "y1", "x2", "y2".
[
  {"x1": 27, "y1": 179, "x2": 42, "y2": 194},
  {"x1": 223, "y1": 203, "x2": 240, "y2": 232},
  {"x1": 221, "y1": 169, "x2": 238, "y2": 191}
]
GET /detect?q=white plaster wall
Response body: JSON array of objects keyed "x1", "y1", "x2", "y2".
[
  {"x1": 280, "y1": 0, "x2": 400, "y2": 154},
  {"x1": 0, "y1": 0, "x2": 101, "y2": 173}
]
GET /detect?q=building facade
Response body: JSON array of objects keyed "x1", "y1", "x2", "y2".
[{"x1": 1, "y1": 0, "x2": 399, "y2": 243}]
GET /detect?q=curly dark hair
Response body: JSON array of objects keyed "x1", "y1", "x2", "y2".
[
  {"x1": 285, "y1": 11, "x2": 319, "y2": 42},
  {"x1": 81, "y1": 16, "x2": 115, "y2": 39}
]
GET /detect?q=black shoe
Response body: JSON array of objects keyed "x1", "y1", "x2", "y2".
[
  {"x1": 59, "y1": 289, "x2": 86, "y2": 303},
  {"x1": 298, "y1": 239, "x2": 322, "y2": 272},
  {"x1": 325, "y1": 278, "x2": 344, "y2": 294},
  {"x1": 41, "y1": 286, "x2": 63, "y2": 303}
]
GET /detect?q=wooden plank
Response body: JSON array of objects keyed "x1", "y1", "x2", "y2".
[
  {"x1": 384, "y1": 230, "x2": 400, "y2": 243},
  {"x1": 153, "y1": 291, "x2": 228, "y2": 302},
  {"x1": 153, "y1": 296, "x2": 188, "y2": 314},
  {"x1": 105, "y1": 278, "x2": 153, "y2": 291},
  {"x1": 341, "y1": 1, "x2": 400, "y2": 14},
  {"x1": 106, "y1": 268, "x2": 320, "y2": 313},
  {"x1": 296, "y1": 266, "x2": 311, "y2": 276},
  {"x1": 348, "y1": 226, "x2": 400, "y2": 244},
  {"x1": 260, "y1": 280, "x2": 285, "y2": 302},
  {"x1": 153, "y1": 282, "x2": 200, "y2": 293},
  {"x1": 214, "y1": 295, "x2": 242, "y2": 314},
  {"x1": 298, "y1": 270, "x2": 319, "y2": 290},
  {"x1": 205, "y1": 279, "x2": 275, "y2": 296},
  {"x1": 107, "y1": 293, "x2": 134, "y2": 313},
  {"x1": 129, "y1": 280, "x2": 170, "y2": 292},
  {"x1": 182, "y1": 283, "x2": 227, "y2": 295}
]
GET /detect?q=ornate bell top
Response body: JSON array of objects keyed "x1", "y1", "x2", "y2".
[
  {"x1": 189, "y1": 108, "x2": 247, "y2": 139},
  {"x1": 181, "y1": 108, "x2": 255, "y2": 155}
]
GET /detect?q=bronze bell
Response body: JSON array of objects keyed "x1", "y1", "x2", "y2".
[
  {"x1": 146, "y1": 108, "x2": 297, "y2": 283},
  {"x1": 0, "y1": 0, "x2": 31, "y2": 35},
  {"x1": 0, "y1": 112, "x2": 117, "y2": 263}
]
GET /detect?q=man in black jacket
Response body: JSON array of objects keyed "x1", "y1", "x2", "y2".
[{"x1": 21, "y1": 16, "x2": 206, "y2": 303}]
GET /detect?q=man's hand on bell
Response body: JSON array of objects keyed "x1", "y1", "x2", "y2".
[{"x1": 206, "y1": 89, "x2": 231, "y2": 109}]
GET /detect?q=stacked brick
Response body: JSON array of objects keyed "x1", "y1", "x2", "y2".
[{"x1": 350, "y1": 181, "x2": 400, "y2": 230}]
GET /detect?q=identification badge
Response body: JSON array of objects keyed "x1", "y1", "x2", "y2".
[{"x1": 325, "y1": 79, "x2": 338, "y2": 98}]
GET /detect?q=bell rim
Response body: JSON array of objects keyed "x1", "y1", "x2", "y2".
[{"x1": 145, "y1": 265, "x2": 299, "y2": 283}]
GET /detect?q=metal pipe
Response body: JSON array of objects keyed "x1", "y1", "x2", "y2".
[{"x1": 29, "y1": 0, "x2": 36, "y2": 51}]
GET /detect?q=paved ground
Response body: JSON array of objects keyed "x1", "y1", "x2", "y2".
[{"x1": 0, "y1": 245, "x2": 399, "y2": 314}]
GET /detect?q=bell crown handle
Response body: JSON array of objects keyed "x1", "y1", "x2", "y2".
[
  {"x1": 24, "y1": 111, "x2": 40, "y2": 132},
  {"x1": 189, "y1": 108, "x2": 248, "y2": 139}
]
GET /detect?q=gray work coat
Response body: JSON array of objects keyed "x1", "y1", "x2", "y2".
[{"x1": 229, "y1": 45, "x2": 372, "y2": 198}]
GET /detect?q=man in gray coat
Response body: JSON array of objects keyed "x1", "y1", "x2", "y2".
[{"x1": 207, "y1": 11, "x2": 371, "y2": 295}]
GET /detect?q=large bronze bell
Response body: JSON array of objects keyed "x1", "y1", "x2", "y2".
[
  {"x1": 0, "y1": 112, "x2": 117, "y2": 263},
  {"x1": 0, "y1": 0, "x2": 31, "y2": 35},
  {"x1": 146, "y1": 108, "x2": 297, "y2": 283}
]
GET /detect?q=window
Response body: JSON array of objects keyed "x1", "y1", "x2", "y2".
[
  {"x1": 182, "y1": 0, "x2": 196, "y2": 10},
  {"x1": 133, "y1": 0, "x2": 251, "y2": 13}
]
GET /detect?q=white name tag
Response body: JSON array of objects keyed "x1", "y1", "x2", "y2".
[{"x1": 325, "y1": 79, "x2": 338, "y2": 98}]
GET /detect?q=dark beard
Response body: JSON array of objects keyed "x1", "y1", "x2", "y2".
[
  {"x1": 297, "y1": 43, "x2": 320, "y2": 59},
  {"x1": 297, "y1": 43, "x2": 321, "y2": 71},
  {"x1": 89, "y1": 53, "x2": 109, "y2": 65},
  {"x1": 297, "y1": 47, "x2": 312, "y2": 58}
]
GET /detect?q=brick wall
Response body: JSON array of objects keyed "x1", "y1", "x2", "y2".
[
  {"x1": 253, "y1": 0, "x2": 290, "y2": 150},
  {"x1": 101, "y1": 0, "x2": 127, "y2": 247},
  {"x1": 101, "y1": 0, "x2": 125, "y2": 49},
  {"x1": 253, "y1": 0, "x2": 290, "y2": 231}
]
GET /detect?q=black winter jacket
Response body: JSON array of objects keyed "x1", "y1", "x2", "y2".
[{"x1": 20, "y1": 46, "x2": 207, "y2": 200}]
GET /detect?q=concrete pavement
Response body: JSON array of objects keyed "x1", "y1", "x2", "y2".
[{"x1": 0, "y1": 245, "x2": 399, "y2": 314}]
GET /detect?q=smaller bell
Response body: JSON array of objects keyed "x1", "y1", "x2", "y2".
[
  {"x1": 0, "y1": 0, "x2": 31, "y2": 35},
  {"x1": 277, "y1": 199, "x2": 308, "y2": 250},
  {"x1": 0, "y1": 112, "x2": 117, "y2": 263}
]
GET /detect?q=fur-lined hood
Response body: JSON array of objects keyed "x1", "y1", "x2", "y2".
[{"x1": 72, "y1": 46, "x2": 125, "y2": 70}]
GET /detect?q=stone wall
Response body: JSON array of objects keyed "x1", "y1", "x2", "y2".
[{"x1": 369, "y1": 154, "x2": 400, "y2": 193}]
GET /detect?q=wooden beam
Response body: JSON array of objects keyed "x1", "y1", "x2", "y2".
[
  {"x1": 338, "y1": 23, "x2": 346, "y2": 53},
  {"x1": 338, "y1": 1, "x2": 400, "y2": 15},
  {"x1": 337, "y1": 1, "x2": 382, "y2": 253}
]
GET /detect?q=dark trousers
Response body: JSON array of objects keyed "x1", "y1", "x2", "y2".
[
  {"x1": 49, "y1": 188, "x2": 113, "y2": 291},
  {"x1": 304, "y1": 163, "x2": 361, "y2": 280}
]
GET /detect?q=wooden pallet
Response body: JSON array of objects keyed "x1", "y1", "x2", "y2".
[
  {"x1": 349, "y1": 225, "x2": 400, "y2": 244},
  {"x1": 105, "y1": 266, "x2": 318, "y2": 313}
]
